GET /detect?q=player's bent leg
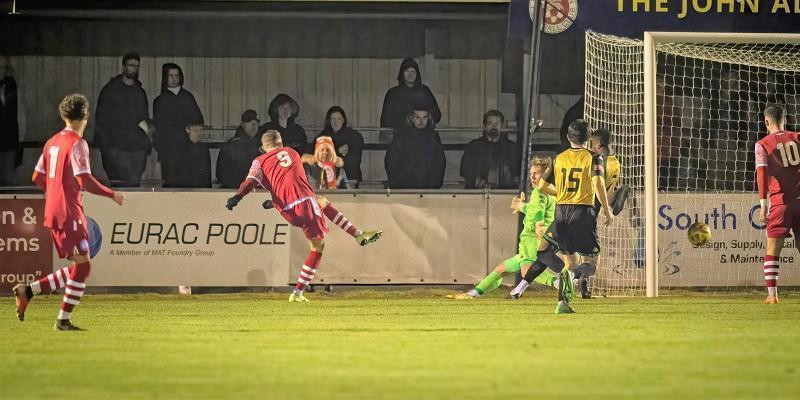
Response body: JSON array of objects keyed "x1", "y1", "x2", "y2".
[
  {"x1": 575, "y1": 255, "x2": 597, "y2": 299},
  {"x1": 610, "y1": 184, "x2": 632, "y2": 216},
  {"x1": 763, "y1": 237, "x2": 783, "y2": 304},
  {"x1": 511, "y1": 243, "x2": 563, "y2": 299},
  {"x1": 532, "y1": 267, "x2": 558, "y2": 288},
  {"x1": 510, "y1": 261, "x2": 547, "y2": 299},
  {"x1": 15, "y1": 262, "x2": 76, "y2": 321},
  {"x1": 475, "y1": 265, "x2": 505, "y2": 296},
  {"x1": 318, "y1": 196, "x2": 382, "y2": 246},
  {"x1": 449, "y1": 260, "x2": 513, "y2": 300}
]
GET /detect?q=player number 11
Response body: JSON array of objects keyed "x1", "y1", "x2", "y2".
[{"x1": 776, "y1": 141, "x2": 800, "y2": 167}]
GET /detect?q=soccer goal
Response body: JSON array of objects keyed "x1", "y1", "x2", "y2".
[{"x1": 584, "y1": 31, "x2": 800, "y2": 297}]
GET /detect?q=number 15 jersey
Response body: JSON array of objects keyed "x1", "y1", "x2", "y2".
[
  {"x1": 755, "y1": 130, "x2": 800, "y2": 206},
  {"x1": 246, "y1": 147, "x2": 316, "y2": 210},
  {"x1": 553, "y1": 148, "x2": 605, "y2": 206}
]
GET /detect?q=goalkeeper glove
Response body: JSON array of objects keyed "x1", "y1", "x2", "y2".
[
  {"x1": 226, "y1": 195, "x2": 242, "y2": 211},
  {"x1": 262, "y1": 199, "x2": 274, "y2": 210}
]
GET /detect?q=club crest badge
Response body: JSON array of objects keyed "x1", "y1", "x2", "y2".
[{"x1": 531, "y1": 0, "x2": 578, "y2": 35}]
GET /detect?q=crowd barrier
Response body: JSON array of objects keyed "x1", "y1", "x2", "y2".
[{"x1": 1, "y1": 190, "x2": 797, "y2": 293}]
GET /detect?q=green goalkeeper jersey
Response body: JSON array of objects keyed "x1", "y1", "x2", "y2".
[{"x1": 518, "y1": 187, "x2": 556, "y2": 261}]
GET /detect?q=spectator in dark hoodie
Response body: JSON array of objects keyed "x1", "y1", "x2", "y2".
[
  {"x1": 384, "y1": 105, "x2": 446, "y2": 189},
  {"x1": 216, "y1": 109, "x2": 262, "y2": 188},
  {"x1": 460, "y1": 110, "x2": 520, "y2": 189},
  {"x1": 258, "y1": 94, "x2": 307, "y2": 156},
  {"x1": 153, "y1": 63, "x2": 208, "y2": 187},
  {"x1": 0, "y1": 54, "x2": 19, "y2": 186},
  {"x1": 316, "y1": 106, "x2": 364, "y2": 187},
  {"x1": 94, "y1": 52, "x2": 152, "y2": 187},
  {"x1": 380, "y1": 58, "x2": 442, "y2": 131}
]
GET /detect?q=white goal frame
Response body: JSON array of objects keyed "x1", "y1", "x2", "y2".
[{"x1": 643, "y1": 32, "x2": 800, "y2": 297}]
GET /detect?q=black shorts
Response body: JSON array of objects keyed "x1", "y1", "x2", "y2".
[{"x1": 544, "y1": 204, "x2": 600, "y2": 256}]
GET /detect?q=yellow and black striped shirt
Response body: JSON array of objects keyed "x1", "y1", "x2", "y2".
[
  {"x1": 604, "y1": 154, "x2": 621, "y2": 192},
  {"x1": 553, "y1": 148, "x2": 605, "y2": 206}
]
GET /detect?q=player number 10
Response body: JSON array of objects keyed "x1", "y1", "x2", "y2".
[{"x1": 776, "y1": 141, "x2": 800, "y2": 167}]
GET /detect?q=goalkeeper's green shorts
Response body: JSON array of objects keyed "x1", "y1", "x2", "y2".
[{"x1": 502, "y1": 254, "x2": 534, "y2": 274}]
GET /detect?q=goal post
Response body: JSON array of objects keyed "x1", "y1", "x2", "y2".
[{"x1": 585, "y1": 31, "x2": 800, "y2": 297}]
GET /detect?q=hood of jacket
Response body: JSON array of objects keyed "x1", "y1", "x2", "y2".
[
  {"x1": 396, "y1": 58, "x2": 422, "y2": 88},
  {"x1": 267, "y1": 93, "x2": 300, "y2": 123}
]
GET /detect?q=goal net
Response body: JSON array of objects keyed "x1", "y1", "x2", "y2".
[{"x1": 584, "y1": 31, "x2": 800, "y2": 296}]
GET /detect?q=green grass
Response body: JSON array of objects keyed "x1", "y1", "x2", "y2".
[{"x1": 2, "y1": 290, "x2": 799, "y2": 400}]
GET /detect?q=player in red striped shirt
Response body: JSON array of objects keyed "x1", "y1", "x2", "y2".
[
  {"x1": 226, "y1": 130, "x2": 381, "y2": 302},
  {"x1": 12, "y1": 94, "x2": 124, "y2": 330},
  {"x1": 754, "y1": 104, "x2": 800, "y2": 305}
]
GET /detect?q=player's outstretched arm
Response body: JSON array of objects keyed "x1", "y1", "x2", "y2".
[
  {"x1": 227, "y1": 178, "x2": 259, "y2": 210},
  {"x1": 77, "y1": 173, "x2": 123, "y2": 205}
]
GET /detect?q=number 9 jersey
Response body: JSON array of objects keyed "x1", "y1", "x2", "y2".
[{"x1": 553, "y1": 148, "x2": 605, "y2": 206}]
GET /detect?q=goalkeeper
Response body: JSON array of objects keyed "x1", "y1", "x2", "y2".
[{"x1": 447, "y1": 155, "x2": 570, "y2": 301}]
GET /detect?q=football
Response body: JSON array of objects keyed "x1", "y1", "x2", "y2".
[{"x1": 687, "y1": 221, "x2": 711, "y2": 247}]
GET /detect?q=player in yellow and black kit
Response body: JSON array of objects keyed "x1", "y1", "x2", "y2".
[
  {"x1": 510, "y1": 126, "x2": 630, "y2": 302},
  {"x1": 570, "y1": 128, "x2": 631, "y2": 299},
  {"x1": 538, "y1": 120, "x2": 612, "y2": 313}
]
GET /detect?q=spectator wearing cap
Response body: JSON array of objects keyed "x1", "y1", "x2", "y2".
[
  {"x1": 216, "y1": 109, "x2": 262, "y2": 188},
  {"x1": 316, "y1": 106, "x2": 364, "y2": 188},
  {"x1": 384, "y1": 106, "x2": 445, "y2": 189},
  {"x1": 94, "y1": 52, "x2": 152, "y2": 187},
  {"x1": 302, "y1": 136, "x2": 349, "y2": 189},
  {"x1": 380, "y1": 58, "x2": 441, "y2": 131}
]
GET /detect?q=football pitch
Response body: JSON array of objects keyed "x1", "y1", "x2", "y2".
[{"x1": 2, "y1": 290, "x2": 798, "y2": 400}]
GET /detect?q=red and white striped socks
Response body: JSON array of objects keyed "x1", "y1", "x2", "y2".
[
  {"x1": 764, "y1": 255, "x2": 779, "y2": 297},
  {"x1": 30, "y1": 265, "x2": 72, "y2": 295},
  {"x1": 323, "y1": 204, "x2": 362, "y2": 238},
  {"x1": 58, "y1": 261, "x2": 91, "y2": 321},
  {"x1": 28, "y1": 262, "x2": 91, "y2": 321},
  {"x1": 294, "y1": 251, "x2": 322, "y2": 295}
]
